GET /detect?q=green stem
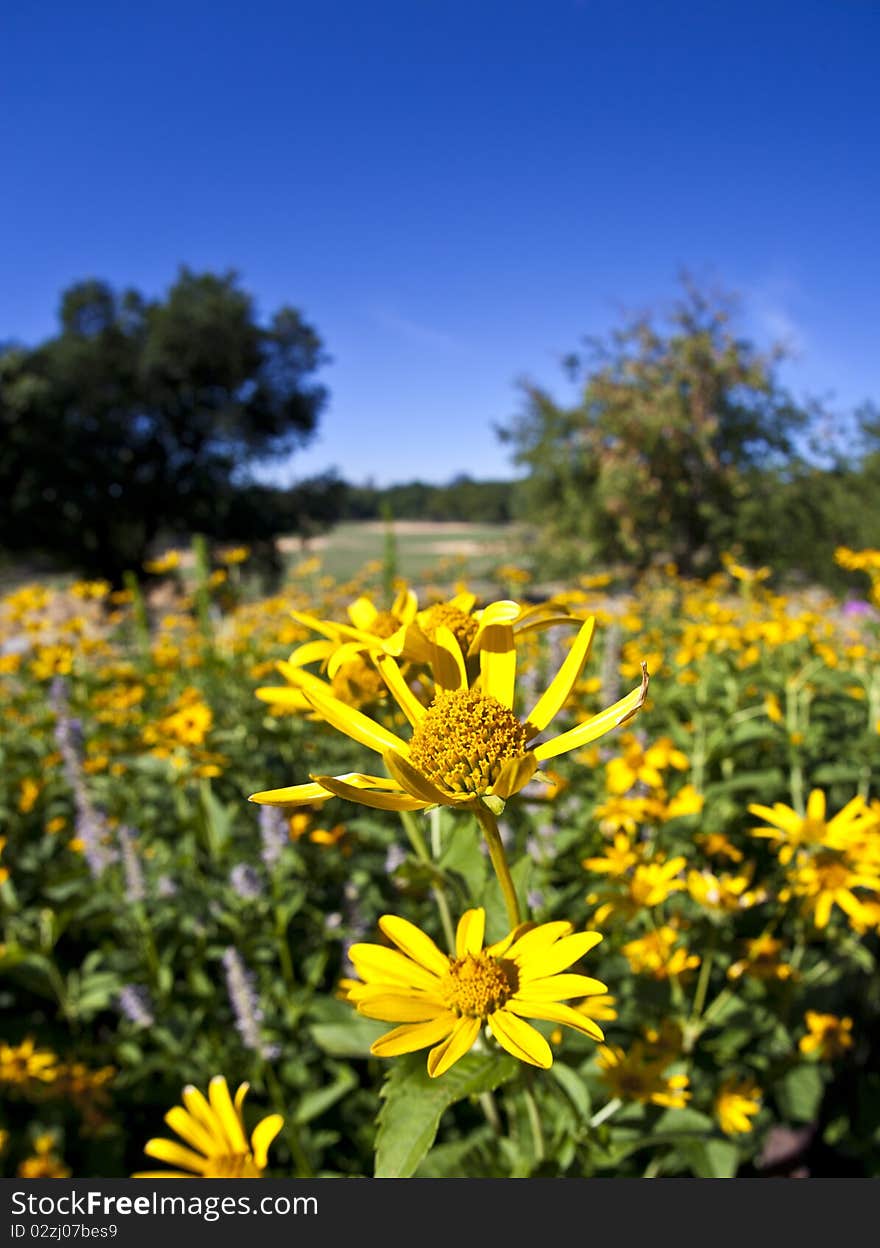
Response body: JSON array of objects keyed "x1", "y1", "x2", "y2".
[
  {"x1": 690, "y1": 945, "x2": 714, "y2": 1024},
  {"x1": 523, "y1": 1074, "x2": 545, "y2": 1165},
  {"x1": 263, "y1": 1063, "x2": 313, "y2": 1178},
  {"x1": 474, "y1": 804, "x2": 521, "y2": 928},
  {"x1": 589, "y1": 1097, "x2": 622, "y2": 1129}
]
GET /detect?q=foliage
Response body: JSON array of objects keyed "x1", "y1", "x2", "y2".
[
  {"x1": 1, "y1": 543, "x2": 880, "y2": 1179},
  {"x1": 498, "y1": 279, "x2": 828, "y2": 576},
  {"x1": 0, "y1": 269, "x2": 328, "y2": 581}
]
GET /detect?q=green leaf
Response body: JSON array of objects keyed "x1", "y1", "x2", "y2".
[
  {"x1": 294, "y1": 1065, "x2": 359, "y2": 1124},
  {"x1": 548, "y1": 1061, "x2": 592, "y2": 1120},
  {"x1": 775, "y1": 1064, "x2": 824, "y2": 1124},
  {"x1": 309, "y1": 1015, "x2": 387, "y2": 1058},
  {"x1": 653, "y1": 1105, "x2": 714, "y2": 1134},
  {"x1": 374, "y1": 1051, "x2": 519, "y2": 1178},
  {"x1": 682, "y1": 1138, "x2": 739, "y2": 1178}
]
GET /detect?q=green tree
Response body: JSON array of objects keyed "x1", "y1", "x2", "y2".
[
  {"x1": 0, "y1": 268, "x2": 328, "y2": 580},
  {"x1": 497, "y1": 280, "x2": 809, "y2": 576}
]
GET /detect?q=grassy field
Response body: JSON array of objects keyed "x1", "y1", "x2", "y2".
[{"x1": 278, "y1": 519, "x2": 527, "y2": 590}]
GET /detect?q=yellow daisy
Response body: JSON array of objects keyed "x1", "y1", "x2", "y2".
[
  {"x1": 344, "y1": 907, "x2": 607, "y2": 1077},
  {"x1": 132, "y1": 1076, "x2": 284, "y2": 1178},
  {"x1": 748, "y1": 789, "x2": 879, "y2": 865},
  {"x1": 250, "y1": 606, "x2": 648, "y2": 816},
  {"x1": 715, "y1": 1077, "x2": 762, "y2": 1135}
]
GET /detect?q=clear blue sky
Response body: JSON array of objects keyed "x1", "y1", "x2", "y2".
[{"x1": 3, "y1": 1, "x2": 879, "y2": 486}]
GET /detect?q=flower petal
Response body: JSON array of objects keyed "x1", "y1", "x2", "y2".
[
  {"x1": 250, "y1": 1114, "x2": 284, "y2": 1169},
  {"x1": 509, "y1": 999, "x2": 605, "y2": 1042},
  {"x1": 348, "y1": 943, "x2": 442, "y2": 992},
  {"x1": 533, "y1": 665, "x2": 649, "y2": 761},
  {"x1": 300, "y1": 684, "x2": 412, "y2": 757},
  {"x1": 163, "y1": 1106, "x2": 216, "y2": 1157},
  {"x1": 354, "y1": 992, "x2": 447, "y2": 1022},
  {"x1": 491, "y1": 752, "x2": 538, "y2": 800},
  {"x1": 374, "y1": 654, "x2": 426, "y2": 726},
  {"x1": 455, "y1": 908, "x2": 486, "y2": 959},
  {"x1": 379, "y1": 915, "x2": 451, "y2": 976},
  {"x1": 431, "y1": 625, "x2": 468, "y2": 691},
  {"x1": 383, "y1": 750, "x2": 455, "y2": 806},
  {"x1": 311, "y1": 774, "x2": 427, "y2": 812},
  {"x1": 512, "y1": 972, "x2": 608, "y2": 1001},
  {"x1": 525, "y1": 616, "x2": 596, "y2": 737},
  {"x1": 489, "y1": 1011, "x2": 553, "y2": 1068},
  {"x1": 427, "y1": 1015, "x2": 481, "y2": 1077},
  {"x1": 143, "y1": 1138, "x2": 209, "y2": 1175},
  {"x1": 208, "y1": 1075, "x2": 249, "y2": 1155},
  {"x1": 500, "y1": 921, "x2": 574, "y2": 961},
  {"x1": 371, "y1": 1014, "x2": 457, "y2": 1057},
  {"x1": 478, "y1": 622, "x2": 517, "y2": 709},
  {"x1": 517, "y1": 931, "x2": 604, "y2": 981}
]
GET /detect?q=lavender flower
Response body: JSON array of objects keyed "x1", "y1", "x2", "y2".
[
  {"x1": 222, "y1": 947, "x2": 279, "y2": 1060},
  {"x1": 50, "y1": 678, "x2": 116, "y2": 878},
  {"x1": 229, "y1": 863, "x2": 262, "y2": 900},
  {"x1": 117, "y1": 984, "x2": 154, "y2": 1028},
  {"x1": 258, "y1": 805, "x2": 288, "y2": 870},
  {"x1": 117, "y1": 825, "x2": 146, "y2": 903}
]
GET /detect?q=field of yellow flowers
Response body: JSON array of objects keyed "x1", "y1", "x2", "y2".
[{"x1": 1, "y1": 544, "x2": 879, "y2": 1179}]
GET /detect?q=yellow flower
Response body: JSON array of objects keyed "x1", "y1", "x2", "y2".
[
  {"x1": 0, "y1": 1038, "x2": 59, "y2": 1086},
  {"x1": 687, "y1": 868, "x2": 765, "y2": 914},
  {"x1": 18, "y1": 778, "x2": 42, "y2": 814},
  {"x1": 250, "y1": 607, "x2": 648, "y2": 815},
  {"x1": 596, "y1": 1042, "x2": 690, "y2": 1108},
  {"x1": 132, "y1": 1076, "x2": 284, "y2": 1178},
  {"x1": 220, "y1": 546, "x2": 251, "y2": 565},
  {"x1": 344, "y1": 908, "x2": 607, "y2": 1077},
  {"x1": 715, "y1": 1078, "x2": 762, "y2": 1135},
  {"x1": 17, "y1": 1133, "x2": 72, "y2": 1179},
  {"x1": 144, "y1": 550, "x2": 182, "y2": 574},
  {"x1": 798, "y1": 1011, "x2": 854, "y2": 1060},
  {"x1": 582, "y1": 833, "x2": 640, "y2": 877},
  {"x1": 727, "y1": 934, "x2": 794, "y2": 982},
  {"x1": 749, "y1": 790, "x2": 880, "y2": 865},
  {"x1": 695, "y1": 832, "x2": 744, "y2": 864},
  {"x1": 589, "y1": 855, "x2": 687, "y2": 924},
  {"x1": 621, "y1": 927, "x2": 700, "y2": 979},
  {"x1": 784, "y1": 850, "x2": 879, "y2": 930},
  {"x1": 604, "y1": 734, "x2": 687, "y2": 795}
]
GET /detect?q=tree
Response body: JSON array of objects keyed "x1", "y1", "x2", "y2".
[
  {"x1": 497, "y1": 279, "x2": 810, "y2": 576},
  {"x1": 0, "y1": 268, "x2": 328, "y2": 580}
]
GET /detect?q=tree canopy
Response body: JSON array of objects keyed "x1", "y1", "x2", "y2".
[
  {"x1": 498, "y1": 280, "x2": 813, "y2": 576},
  {"x1": 0, "y1": 268, "x2": 328, "y2": 580}
]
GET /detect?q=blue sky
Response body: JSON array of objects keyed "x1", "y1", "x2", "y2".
[{"x1": 3, "y1": 0, "x2": 879, "y2": 485}]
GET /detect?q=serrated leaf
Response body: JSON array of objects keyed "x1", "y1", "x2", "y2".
[{"x1": 375, "y1": 1051, "x2": 519, "y2": 1178}]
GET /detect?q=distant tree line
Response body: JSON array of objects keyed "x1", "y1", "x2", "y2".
[
  {"x1": 2, "y1": 269, "x2": 878, "y2": 592},
  {"x1": 337, "y1": 475, "x2": 518, "y2": 524}
]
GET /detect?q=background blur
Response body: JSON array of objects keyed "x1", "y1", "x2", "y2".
[{"x1": 3, "y1": 0, "x2": 880, "y2": 588}]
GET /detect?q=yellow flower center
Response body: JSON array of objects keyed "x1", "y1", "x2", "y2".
[
  {"x1": 203, "y1": 1152, "x2": 262, "y2": 1178},
  {"x1": 407, "y1": 688, "x2": 529, "y2": 795},
  {"x1": 422, "y1": 604, "x2": 479, "y2": 654},
  {"x1": 331, "y1": 657, "x2": 387, "y2": 708},
  {"x1": 370, "y1": 610, "x2": 402, "y2": 640},
  {"x1": 439, "y1": 952, "x2": 518, "y2": 1018}
]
